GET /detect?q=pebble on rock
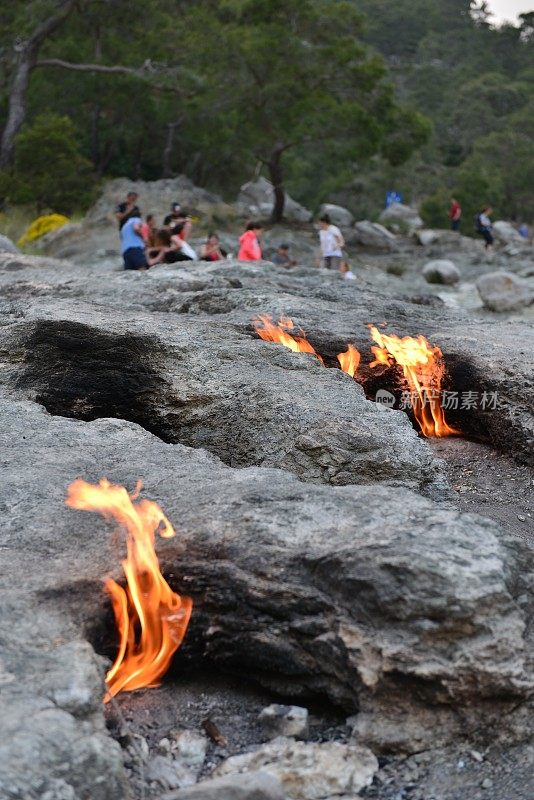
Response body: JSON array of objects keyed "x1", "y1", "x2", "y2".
[{"x1": 258, "y1": 705, "x2": 309, "y2": 740}]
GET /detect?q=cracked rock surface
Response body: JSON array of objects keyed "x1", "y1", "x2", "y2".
[
  {"x1": 0, "y1": 400, "x2": 532, "y2": 799},
  {"x1": 0, "y1": 249, "x2": 533, "y2": 799}
]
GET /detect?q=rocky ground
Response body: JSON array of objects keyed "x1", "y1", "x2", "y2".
[{"x1": 0, "y1": 178, "x2": 533, "y2": 800}]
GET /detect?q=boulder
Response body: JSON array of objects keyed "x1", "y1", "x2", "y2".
[
  {"x1": 416, "y1": 229, "x2": 439, "y2": 247},
  {"x1": 422, "y1": 259, "x2": 461, "y2": 286},
  {"x1": 85, "y1": 175, "x2": 235, "y2": 229},
  {"x1": 319, "y1": 203, "x2": 353, "y2": 228},
  {"x1": 476, "y1": 271, "x2": 534, "y2": 312},
  {"x1": 0, "y1": 257, "x2": 532, "y2": 466},
  {"x1": 0, "y1": 234, "x2": 19, "y2": 254},
  {"x1": 0, "y1": 299, "x2": 449, "y2": 498},
  {"x1": 379, "y1": 203, "x2": 423, "y2": 233},
  {"x1": 161, "y1": 771, "x2": 285, "y2": 800},
  {"x1": 0, "y1": 601, "x2": 129, "y2": 800},
  {"x1": 348, "y1": 220, "x2": 398, "y2": 251},
  {"x1": 0, "y1": 399, "x2": 532, "y2": 763},
  {"x1": 238, "y1": 177, "x2": 313, "y2": 223},
  {"x1": 492, "y1": 221, "x2": 524, "y2": 246},
  {"x1": 213, "y1": 738, "x2": 378, "y2": 799},
  {"x1": 0, "y1": 251, "x2": 71, "y2": 272}
]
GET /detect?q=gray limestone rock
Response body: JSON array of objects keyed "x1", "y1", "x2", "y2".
[
  {"x1": 492, "y1": 221, "x2": 525, "y2": 246},
  {"x1": 379, "y1": 203, "x2": 423, "y2": 233},
  {"x1": 0, "y1": 298, "x2": 448, "y2": 498},
  {"x1": 0, "y1": 598, "x2": 128, "y2": 800},
  {"x1": 0, "y1": 400, "x2": 531, "y2": 761},
  {"x1": 213, "y1": 737, "x2": 378, "y2": 799},
  {"x1": 422, "y1": 259, "x2": 461, "y2": 285},
  {"x1": 476, "y1": 270, "x2": 534, "y2": 312},
  {"x1": 348, "y1": 220, "x2": 398, "y2": 250},
  {"x1": 238, "y1": 177, "x2": 313, "y2": 224},
  {"x1": 415, "y1": 229, "x2": 439, "y2": 246},
  {"x1": 258, "y1": 705, "x2": 309, "y2": 740},
  {"x1": 0, "y1": 234, "x2": 19, "y2": 254},
  {"x1": 319, "y1": 204, "x2": 354, "y2": 228},
  {"x1": 160, "y1": 770, "x2": 286, "y2": 800},
  {"x1": 0, "y1": 258, "x2": 532, "y2": 465}
]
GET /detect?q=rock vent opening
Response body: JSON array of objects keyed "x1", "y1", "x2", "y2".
[{"x1": 19, "y1": 320, "x2": 176, "y2": 443}]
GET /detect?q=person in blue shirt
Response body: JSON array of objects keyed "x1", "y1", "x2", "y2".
[{"x1": 120, "y1": 216, "x2": 147, "y2": 270}]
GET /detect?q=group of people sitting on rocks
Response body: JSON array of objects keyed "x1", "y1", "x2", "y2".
[
  {"x1": 116, "y1": 193, "x2": 222, "y2": 270},
  {"x1": 116, "y1": 192, "x2": 355, "y2": 279}
]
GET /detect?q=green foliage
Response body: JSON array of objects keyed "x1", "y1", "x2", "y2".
[
  {"x1": 453, "y1": 158, "x2": 504, "y2": 228},
  {"x1": 0, "y1": 0, "x2": 532, "y2": 220},
  {"x1": 1, "y1": 114, "x2": 96, "y2": 213},
  {"x1": 420, "y1": 190, "x2": 451, "y2": 229}
]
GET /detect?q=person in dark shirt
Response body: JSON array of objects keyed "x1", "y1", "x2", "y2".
[
  {"x1": 163, "y1": 202, "x2": 182, "y2": 227},
  {"x1": 272, "y1": 244, "x2": 296, "y2": 267},
  {"x1": 115, "y1": 191, "x2": 140, "y2": 230}
]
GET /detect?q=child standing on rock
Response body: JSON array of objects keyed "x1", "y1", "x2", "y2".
[{"x1": 318, "y1": 213, "x2": 344, "y2": 270}]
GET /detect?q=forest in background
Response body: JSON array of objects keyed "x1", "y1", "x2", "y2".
[{"x1": 0, "y1": 0, "x2": 533, "y2": 228}]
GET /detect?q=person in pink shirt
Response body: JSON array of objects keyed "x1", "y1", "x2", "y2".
[
  {"x1": 140, "y1": 214, "x2": 156, "y2": 245},
  {"x1": 238, "y1": 221, "x2": 263, "y2": 261}
]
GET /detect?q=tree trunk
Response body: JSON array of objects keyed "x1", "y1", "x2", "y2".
[
  {"x1": 162, "y1": 120, "x2": 182, "y2": 178},
  {"x1": 0, "y1": 55, "x2": 34, "y2": 168},
  {"x1": 268, "y1": 144, "x2": 286, "y2": 223},
  {"x1": 0, "y1": 0, "x2": 78, "y2": 168}
]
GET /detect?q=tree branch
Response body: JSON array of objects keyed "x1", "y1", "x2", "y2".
[
  {"x1": 36, "y1": 58, "x2": 155, "y2": 76},
  {"x1": 35, "y1": 59, "x2": 192, "y2": 96}
]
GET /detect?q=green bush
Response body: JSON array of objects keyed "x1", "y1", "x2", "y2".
[
  {"x1": 0, "y1": 114, "x2": 97, "y2": 214},
  {"x1": 420, "y1": 189, "x2": 450, "y2": 229}
]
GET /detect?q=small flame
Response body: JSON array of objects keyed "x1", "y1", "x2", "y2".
[
  {"x1": 252, "y1": 314, "x2": 324, "y2": 364},
  {"x1": 368, "y1": 326, "x2": 457, "y2": 438},
  {"x1": 66, "y1": 478, "x2": 192, "y2": 702},
  {"x1": 337, "y1": 344, "x2": 361, "y2": 378}
]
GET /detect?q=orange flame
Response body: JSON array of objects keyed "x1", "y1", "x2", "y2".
[
  {"x1": 368, "y1": 326, "x2": 457, "y2": 438},
  {"x1": 337, "y1": 344, "x2": 361, "y2": 378},
  {"x1": 252, "y1": 315, "x2": 324, "y2": 365},
  {"x1": 65, "y1": 478, "x2": 192, "y2": 702}
]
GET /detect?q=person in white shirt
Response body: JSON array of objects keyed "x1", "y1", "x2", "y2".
[{"x1": 318, "y1": 214, "x2": 344, "y2": 269}]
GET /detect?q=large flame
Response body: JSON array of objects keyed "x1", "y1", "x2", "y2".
[
  {"x1": 66, "y1": 478, "x2": 192, "y2": 702},
  {"x1": 337, "y1": 344, "x2": 361, "y2": 378},
  {"x1": 368, "y1": 326, "x2": 457, "y2": 438},
  {"x1": 252, "y1": 314, "x2": 324, "y2": 364}
]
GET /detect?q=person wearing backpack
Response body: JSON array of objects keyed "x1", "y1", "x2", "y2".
[
  {"x1": 475, "y1": 206, "x2": 494, "y2": 252},
  {"x1": 318, "y1": 213, "x2": 345, "y2": 269}
]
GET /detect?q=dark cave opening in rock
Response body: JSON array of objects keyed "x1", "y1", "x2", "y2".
[
  {"x1": 19, "y1": 319, "x2": 177, "y2": 444},
  {"x1": 50, "y1": 574, "x2": 350, "y2": 734}
]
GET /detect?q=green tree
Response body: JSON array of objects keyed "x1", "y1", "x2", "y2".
[
  {"x1": 1, "y1": 113, "x2": 96, "y2": 212},
  {"x1": 179, "y1": 0, "x2": 430, "y2": 221},
  {"x1": 469, "y1": 129, "x2": 534, "y2": 219}
]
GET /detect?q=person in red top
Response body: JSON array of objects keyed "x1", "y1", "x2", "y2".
[
  {"x1": 449, "y1": 198, "x2": 462, "y2": 232},
  {"x1": 238, "y1": 221, "x2": 263, "y2": 261}
]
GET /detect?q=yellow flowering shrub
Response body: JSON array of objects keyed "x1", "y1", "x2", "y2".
[{"x1": 18, "y1": 214, "x2": 70, "y2": 246}]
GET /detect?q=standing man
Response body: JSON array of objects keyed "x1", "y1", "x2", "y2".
[
  {"x1": 120, "y1": 214, "x2": 147, "y2": 270},
  {"x1": 115, "y1": 191, "x2": 140, "y2": 229},
  {"x1": 449, "y1": 198, "x2": 462, "y2": 232},
  {"x1": 318, "y1": 213, "x2": 344, "y2": 270}
]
